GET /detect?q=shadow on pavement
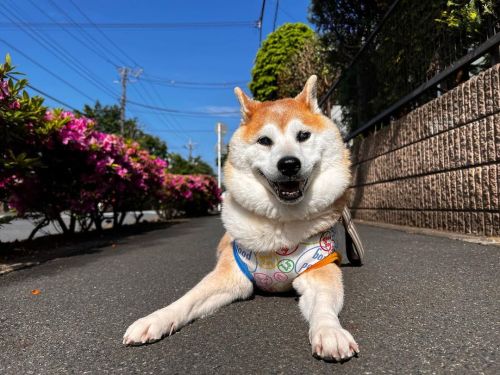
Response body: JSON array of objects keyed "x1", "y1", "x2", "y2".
[{"x1": 0, "y1": 219, "x2": 186, "y2": 275}]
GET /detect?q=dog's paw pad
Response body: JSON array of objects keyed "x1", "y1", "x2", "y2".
[
  {"x1": 310, "y1": 326, "x2": 359, "y2": 361},
  {"x1": 123, "y1": 314, "x2": 173, "y2": 346}
]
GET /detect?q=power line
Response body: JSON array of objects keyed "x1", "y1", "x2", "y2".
[
  {"x1": 0, "y1": 21, "x2": 258, "y2": 30},
  {"x1": 0, "y1": 38, "x2": 95, "y2": 102},
  {"x1": 126, "y1": 99, "x2": 240, "y2": 117},
  {"x1": 258, "y1": 0, "x2": 267, "y2": 45},
  {"x1": 0, "y1": 3, "x2": 107, "y2": 93},
  {"x1": 27, "y1": 0, "x2": 119, "y2": 69},
  {"x1": 141, "y1": 74, "x2": 247, "y2": 86},
  {"x1": 136, "y1": 79, "x2": 184, "y2": 134},
  {"x1": 147, "y1": 129, "x2": 214, "y2": 133},
  {"x1": 130, "y1": 108, "x2": 240, "y2": 119},
  {"x1": 67, "y1": 0, "x2": 140, "y2": 68},
  {"x1": 46, "y1": 0, "x2": 125, "y2": 68},
  {"x1": 0, "y1": 3, "x2": 118, "y2": 100},
  {"x1": 129, "y1": 72, "x2": 191, "y2": 141},
  {"x1": 278, "y1": 4, "x2": 298, "y2": 23},
  {"x1": 143, "y1": 81, "x2": 189, "y2": 137},
  {"x1": 133, "y1": 79, "x2": 189, "y2": 141},
  {"x1": 273, "y1": 0, "x2": 280, "y2": 32},
  {"x1": 139, "y1": 76, "x2": 247, "y2": 89}
]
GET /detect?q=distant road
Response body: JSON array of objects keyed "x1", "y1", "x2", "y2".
[
  {"x1": 0, "y1": 216, "x2": 498, "y2": 374},
  {"x1": 0, "y1": 211, "x2": 159, "y2": 242}
]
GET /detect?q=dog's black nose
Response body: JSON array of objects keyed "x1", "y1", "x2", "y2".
[{"x1": 277, "y1": 156, "x2": 301, "y2": 177}]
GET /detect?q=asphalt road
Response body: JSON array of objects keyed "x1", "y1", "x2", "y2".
[{"x1": 0, "y1": 216, "x2": 498, "y2": 374}]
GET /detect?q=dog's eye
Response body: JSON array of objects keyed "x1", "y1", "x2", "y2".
[
  {"x1": 297, "y1": 131, "x2": 311, "y2": 142},
  {"x1": 257, "y1": 136, "x2": 273, "y2": 146}
]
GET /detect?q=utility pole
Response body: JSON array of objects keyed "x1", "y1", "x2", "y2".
[
  {"x1": 217, "y1": 124, "x2": 221, "y2": 190},
  {"x1": 117, "y1": 67, "x2": 142, "y2": 137},
  {"x1": 184, "y1": 138, "x2": 197, "y2": 162},
  {"x1": 215, "y1": 122, "x2": 227, "y2": 211},
  {"x1": 118, "y1": 67, "x2": 128, "y2": 136}
]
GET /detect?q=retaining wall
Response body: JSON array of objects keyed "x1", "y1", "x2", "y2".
[{"x1": 349, "y1": 63, "x2": 500, "y2": 237}]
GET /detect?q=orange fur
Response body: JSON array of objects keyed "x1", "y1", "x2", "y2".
[
  {"x1": 241, "y1": 98, "x2": 328, "y2": 141},
  {"x1": 300, "y1": 262, "x2": 342, "y2": 285},
  {"x1": 216, "y1": 232, "x2": 232, "y2": 258}
]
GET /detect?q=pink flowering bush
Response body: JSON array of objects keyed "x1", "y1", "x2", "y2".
[
  {"x1": 161, "y1": 174, "x2": 221, "y2": 217},
  {"x1": 1, "y1": 55, "x2": 220, "y2": 239}
]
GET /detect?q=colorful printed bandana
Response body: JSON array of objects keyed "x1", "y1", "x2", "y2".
[{"x1": 233, "y1": 222, "x2": 344, "y2": 292}]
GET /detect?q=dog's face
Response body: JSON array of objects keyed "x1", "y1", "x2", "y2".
[{"x1": 224, "y1": 76, "x2": 351, "y2": 221}]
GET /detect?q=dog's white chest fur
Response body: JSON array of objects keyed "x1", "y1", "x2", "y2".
[{"x1": 222, "y1": 193, "x2": 341, "y2": 253}]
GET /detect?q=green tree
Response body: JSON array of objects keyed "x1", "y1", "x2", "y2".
[
  {"x1": 79, "y1": 101, "x2": 129, "y2": 135},
  {"x1": 168, "y1": 153, "x2": 214, "y2": 175},
  {"x1": 435, "y1": 0, "x2": 497, "y2": 34},
  {"x1": 309, "y1": 0, "x2": 391, "y2": 131},
  {"x1": 78, "y1": 101, "x2": 167, "y2": 159},
  {"x1": 135, "y1": 133, "x2": 168, "y2": 160},
  {"x1": 249, "y1": 23, "x2": 315, "y2": 101},
  {"x1": 309, "y1": 0, "x2": 498, "y2": 132},
  {"x1": 277, "y1": 35, "x2": 336, "y2": 110},
  {"x1": 309, "y1": 0, "x2": 391, "y2": 70}
]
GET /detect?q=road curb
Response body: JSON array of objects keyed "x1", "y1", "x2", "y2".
[{"x1": 355, "y1": 219, "x2": 500, "y2": 247}]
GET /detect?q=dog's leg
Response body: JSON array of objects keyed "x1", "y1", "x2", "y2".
[
  {"x1": 123, "y1": 234, "x2": 253, "y2": 345},
  {"x1": 293, "y1": 263, "x2": 359, "y2": 361}
]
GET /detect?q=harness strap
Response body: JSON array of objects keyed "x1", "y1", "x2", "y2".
[
  {"x1": 342, "y1": 206, "x2": 364, "y2": 266},
  {"x1": 302, "y1": 251, "x2": 342, "y2": 274},
  {"x1": 232, "y1": 241, "x2": 255, "y2": 283}
]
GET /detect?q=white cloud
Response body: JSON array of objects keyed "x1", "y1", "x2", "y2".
[{"x1": 199, "y1": 105, "x2": 240, "y2": 115}]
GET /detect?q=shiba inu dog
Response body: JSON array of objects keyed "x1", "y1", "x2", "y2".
[{"x1": 123, "y1": 76, "x2": 360, "y2": 361}]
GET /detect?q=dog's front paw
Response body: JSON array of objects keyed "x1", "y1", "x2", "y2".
[
  {"x1": 310, "y1": 325, "x2": 359, "y2": 361},
  {"x1": 123, "y1": 311, "x2": 178, "y2": 346}
]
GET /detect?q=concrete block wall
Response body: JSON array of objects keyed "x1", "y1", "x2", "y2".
[{"x1": 349, "y1": 63, "x2": 500, "y2": 237}]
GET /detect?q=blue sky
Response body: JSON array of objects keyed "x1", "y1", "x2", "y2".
[{"x1": 1, "y1": 0, "x2": 312, "y2": 169}]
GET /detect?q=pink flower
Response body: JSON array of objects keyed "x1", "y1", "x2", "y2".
[
  {"x1": 153, "y1": 158, "x2": 168, "y2": 169},
  {"x1": 8, "y1": 99, "x2": 20, "y2": 109},
  {"x1": 116, "y1": 166, "x2": 128, "y2": 178},
  {"x1": 95, "y1": 156, "x2": 114, "y2": 174},
  {"x1": 0, "y1": 80, "x2": 9, "y2": 100},
  {"x1": 44, "y1": 111, "x2": 54, "y2": 121}
]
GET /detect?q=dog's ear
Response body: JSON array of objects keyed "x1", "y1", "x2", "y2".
[
  {"x1": 234, "y1": 87, "x2": 259, "y2": 124},
  {"x1": 295, "y1": 75, "x2": 321, "y2": 114}
]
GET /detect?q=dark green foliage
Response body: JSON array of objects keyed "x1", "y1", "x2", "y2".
[
  {"x1": 277, "y1": 36, "x2": 335, "y2": 108},
  {"x1": 168, "y1": 153, "x2": 214, "y2": 176},
  {"x1": 249, "y1": 23, "x2": 316, "y2": 101},
  {"x1": 136, "y1": 133, "x2": 168, "y2": 160},
  {"x1": 309, "y1": 0, "x2": 499, "y2": 133},
  {"x1": 309, "y1": 0, "x2": 391, "y2": 70}
]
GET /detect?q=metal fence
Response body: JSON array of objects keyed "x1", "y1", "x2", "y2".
[{"x1": 318, "y1": 0, "x2": 500, "y2": 141}]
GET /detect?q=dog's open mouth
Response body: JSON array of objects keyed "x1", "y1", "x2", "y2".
[
  {"x1": 258, "y1": 170, "x2": 308, "y2": 203},
  {"x1": 270, "y1": 179, "x2": 307, "y2": 202}
]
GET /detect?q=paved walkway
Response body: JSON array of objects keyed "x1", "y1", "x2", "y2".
[
  {"x1": 0, "y1": 211, "x2": 159, "y2": 242},
  {"x1": 0, "y1": 216, "x2": 498, "y2": 374}
]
